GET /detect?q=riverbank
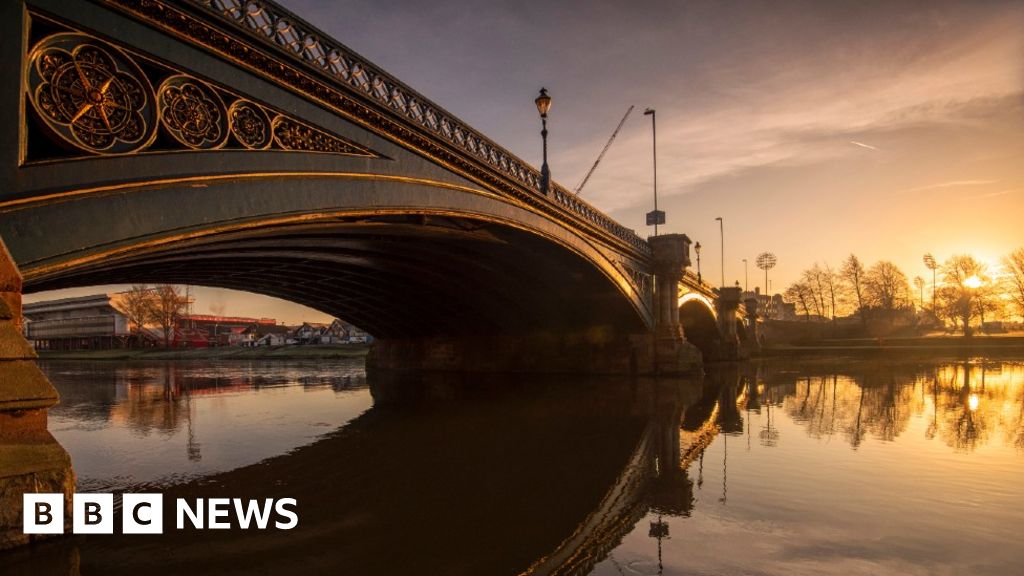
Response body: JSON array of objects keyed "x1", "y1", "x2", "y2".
[
  {"x1": 35, "y1": 344, "x2": 371, "y2": 361},
  {"x1": 764, "y1": 335, "x2": 1024, "y2": 357}
]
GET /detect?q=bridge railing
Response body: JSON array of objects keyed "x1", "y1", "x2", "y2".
[
  {"x1": 682, "y1": 270, "x2": 717, "y2": 296},
  {"x1": 187, "y1": 0, "x2": 650, "y2": 256}
]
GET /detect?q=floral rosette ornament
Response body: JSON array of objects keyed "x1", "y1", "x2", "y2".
[
  {"x1": 158, "y1": 75, "x2": 229, "y2": 149},
  {"x1": 27, "y1": 33, "x2": 157, "y2": 154}
]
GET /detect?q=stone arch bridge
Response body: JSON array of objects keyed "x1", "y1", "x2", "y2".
[{"x1": 0, "y1": 0, "x2": 759, "y2": 374}]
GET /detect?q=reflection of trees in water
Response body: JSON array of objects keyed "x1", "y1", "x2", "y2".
[
  {"x1": 930, "y1": 362, "x2": 1024, "y2": 453},
  {"x1": 934, "y1": 363, "x2": 986, "y2": 452},
  {"x1": 1013, "y1": 385, "x2": 1024, "y2": 452},
  {"x1": 779, "y1": 367, "x2": 918, "y2": 448},
  {"x1": 764, "y1": 360, "x2": 1023, "y2": 452}
]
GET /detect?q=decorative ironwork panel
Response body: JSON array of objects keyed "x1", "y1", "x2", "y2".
[
  {"x1": 228, "y1": 99, "x2": 273, "y2": 150},
  {"x1": 621, "y1": 263, "x2": 653, "y2": 302},
  {"x1": 27, "y1": 33, "x2": 157, "y2": 154},
  {"x1": 158, "y1": 75, "x2": 229, "y2": 149},
  {"x1": 24, "y1": 24, "x2": 381, "y2": 161},
  {"x1": 272, "y1": 116, "x2": 373, "y2": 155}
]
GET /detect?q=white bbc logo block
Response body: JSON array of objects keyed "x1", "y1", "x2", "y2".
[
  {"x1": 23, "y1": 493, "x2": 64, "y2": 534},
  {"x1": 73, "y1": 493, "x2": 114, "y2": 534},
  {"x1": 122, "y1": 493, "x2": 163, "y2": 534}
]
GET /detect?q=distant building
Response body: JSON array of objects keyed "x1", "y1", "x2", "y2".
[
  {"x1": 22, "y1": 293, "x2": 287, "y2": 350},
  {"x1": 290, "y1": 322, "x2": 329, "y2": 344},
  {"x1": 246, "y1": 323, "x2": 291, "y2": 347},
  {"x1": 175, "y1": 314, "x2": 279, "y2": 347},
  {"x1": 22, "y1": 292, "x2": 371, "y2": 349},
  {"x1": 254, "y1": 332, "x2": 288, "y2": 347},
  {"x1": 744, "y1": 289, "x2": 797, "y2": 321},
  {"x1": 24, "y1": 294, "x2": 134, "y2": 350},
  {"x1": 320, "y1": 319, "x2": 372, "y2": 344},
  {"x1": 770, "y1": 294, "x2": 798, "y2": 321}
]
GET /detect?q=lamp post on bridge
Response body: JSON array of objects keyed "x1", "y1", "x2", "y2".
[
  {"x1": 743, "y1": 258, "x2": 748, "y2": 292},
  {"x1": 695, "y1": 241, "x2": 702, "y2": 283},
  {"x1": 715, "y1": 216, "x2": 724, "y2": 287},
  {"x1": 643, "y1": 108, "x2": 664, "y2": 236},
  {"x1": 535, "y1": 88, "x2": 552, "y2": 195}
]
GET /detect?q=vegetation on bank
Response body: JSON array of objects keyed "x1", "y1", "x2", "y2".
[
  {"x1": 783, "y1": 248, "x2": 1024, "y2": 337},
  {"x1": 35, "y1": 344, "x2": 371, "y2": 361}
]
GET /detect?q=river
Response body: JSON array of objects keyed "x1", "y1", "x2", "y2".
[{"x1": 1, "y1": 356, "x2": 1022, "y2": 575}]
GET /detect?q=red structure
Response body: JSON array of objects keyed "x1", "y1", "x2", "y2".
[{"x1": 174, "y1": 314, "x2": 280, "y2": 347}]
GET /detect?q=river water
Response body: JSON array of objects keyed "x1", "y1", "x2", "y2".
[{"x1": 1, "y1": 357, "x2": 1022, "y2": 575}]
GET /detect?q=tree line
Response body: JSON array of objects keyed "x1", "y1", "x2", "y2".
[{"x1": 783, "y1": 247, "x2": 1024, "y2": 336}]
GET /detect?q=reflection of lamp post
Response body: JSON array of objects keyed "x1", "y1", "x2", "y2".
[
  {"x1": 649, "y1": 515, "x2": 669, "y2": 576},
  {"x1": 535, "y1": 88, "x2": 552, "y2": 195},
  {"x1": 695, "y1": 241, "x2": 702, "y2": 283}
]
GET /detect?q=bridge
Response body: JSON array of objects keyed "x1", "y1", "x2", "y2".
[
  {"x1": 0, "y1": 1, "x2": 770, "y2": 546},
  {"x1": 0, "y1": 0, "x2": 763, "y2": 376}
]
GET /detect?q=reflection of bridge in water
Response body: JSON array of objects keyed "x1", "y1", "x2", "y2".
[
  {"x1": 526, "y1": 366, "x2": 747, "y2": 576},
  {"x1": 5, "y1": 358, "x2": 1019, "y2": 571},
  {"x1": 3, "y1": 367, "x2": 751, "y2": 575}
]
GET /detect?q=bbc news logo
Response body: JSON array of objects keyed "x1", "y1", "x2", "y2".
[{"x1": 23, "y1": 494, "x2": 298, "y2": 534}]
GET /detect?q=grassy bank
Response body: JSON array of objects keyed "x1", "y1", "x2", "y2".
[{"x1": 35, "y1": 344, "x2": 371, "y2": 361}]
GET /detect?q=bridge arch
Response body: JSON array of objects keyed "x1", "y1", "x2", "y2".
[
  {"x1": 7, "y1": 175, "x2": 650, "y2": 340},
  {"x1": 678, "y1": 293, "x2": 720, "y2": 359}
]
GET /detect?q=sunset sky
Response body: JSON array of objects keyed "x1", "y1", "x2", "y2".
[{"x1": 26, "y1": 0, "x2": 1024, "y2": 324}]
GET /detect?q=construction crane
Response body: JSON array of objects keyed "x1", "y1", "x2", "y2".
[{"x1": 573, "y1": 105, "x2": 634, "y2": 195}]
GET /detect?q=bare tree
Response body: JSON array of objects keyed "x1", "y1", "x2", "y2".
[
  {"x1": 119, "y1": 285, "x2": 154, "y2": 337},
  {"x1": 842, "y1": 254, "x2": 866, "y2": 322},
  {"x1": 864, "y1": 261, "x2": 912, "y2": 316},
  {"x1": 1004, "y1": 248, "x2": 1024, "y2": 321},
  {"x1": 939, "y1": 254, "x2": 988, "y2": 336},
  {"x1": 147, "y1": 285, "x2": 188, "y2": 347},
  {"x1": 785, "y1": 281, "x2": 815, "y2": 321},
  {"x1": 822, "y1": 263, "x2": 843, "y2": 319},
  {"x1": 974, "y1": 282, "x2": 1003, "y2": 331},
  {"x1": 802, "y1": 266, "x2": 827, "y2": 319}
]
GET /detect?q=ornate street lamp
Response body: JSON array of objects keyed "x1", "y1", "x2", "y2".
[
  {"x1": 695, "y1": 241, "x2": 703, "y2": 283},
  {"x1": 535, "y1": 88, "x2": 552, "y2": 195}
]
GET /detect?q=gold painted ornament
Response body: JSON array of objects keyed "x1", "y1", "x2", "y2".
[{"x1": 27, "y1": 33, "x2": 157, "y2": 154}]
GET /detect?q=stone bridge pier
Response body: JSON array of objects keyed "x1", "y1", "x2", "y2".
[
  {"x1": 743, "y1": 293, "x2": 761, "y2": 356},
  {"x1": 0, "y1": 239, "x2": 74, "y2": 550},
  {"x1": 715, "y1": 286, "x2": 743, "y2": 360},
  {"x1": 650, "y1": 234, "x2": 702, "y2": 373}
]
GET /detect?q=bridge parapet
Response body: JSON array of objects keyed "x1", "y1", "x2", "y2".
[{"x1": 175, "y1": 0, "x2": 650, "y2": 256}]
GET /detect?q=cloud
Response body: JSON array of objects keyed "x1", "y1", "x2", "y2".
[
  {"x1": 850, "y1": 141, "x2": 878, "y2": 151},
  {"x1": 969, "y1": 189, "x2": 1017, "y2": 200},
  {"x1": 898, "y1": 180, "x2": 998, "y2": 194}
]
